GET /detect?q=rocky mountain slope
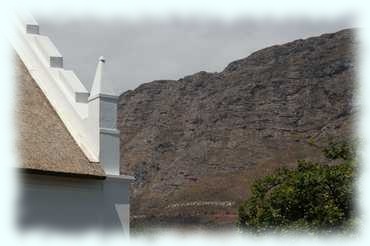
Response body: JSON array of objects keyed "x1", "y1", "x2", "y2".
[{"x1": 118, "y1": 29, "x2": 355, "y2": 227}]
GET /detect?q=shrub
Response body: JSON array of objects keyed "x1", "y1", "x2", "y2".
[{"x1": 237, "y1": 141, "x2": 356, "y2": 233}]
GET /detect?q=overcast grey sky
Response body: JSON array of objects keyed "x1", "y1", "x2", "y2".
[{"x1": 37, "y1": 17, "x2": 353, "y2": 94}]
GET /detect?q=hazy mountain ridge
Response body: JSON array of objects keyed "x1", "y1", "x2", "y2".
[{"x1": 118, "y1": 29, "x2": 355, "y2": 227}]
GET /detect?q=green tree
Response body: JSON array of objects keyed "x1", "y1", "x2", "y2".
[
  {"x1": 323, "y1": 139, "x2": 355, "y2": 161},
  {"x1": 237, "y1": 140, "x2": 356, "y2": 232}
]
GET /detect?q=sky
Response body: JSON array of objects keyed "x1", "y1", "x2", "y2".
[{"x1": 37, "y1": 16, "x2": 354, "y2": 94}]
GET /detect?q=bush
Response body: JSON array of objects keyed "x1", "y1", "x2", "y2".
[
  {"x1": 237, "y1": 141, "x2": 356, "y2": 232},
  {"x1": 323, "y1": 140, "x2": 355, "y2": 161}
]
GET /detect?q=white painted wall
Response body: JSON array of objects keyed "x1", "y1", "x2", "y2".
[
  {"x1": 11, "y1": 12, "x2": 134, "y2": 233},
  {"x1": 19, "y1": 174, "x2": 131, "y2": 233}
]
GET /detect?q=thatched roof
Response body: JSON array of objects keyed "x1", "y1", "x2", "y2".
[{"x1": 15, "y1": 56, "x2": 105, "y2": 179}]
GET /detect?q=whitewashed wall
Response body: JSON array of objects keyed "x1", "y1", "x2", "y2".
[
  {"x1": 12, "y1": 12, "x2": 134, "y2": 234},
  {"x1": 19, "y1": 174, "x2": 130, "y2": 233}
]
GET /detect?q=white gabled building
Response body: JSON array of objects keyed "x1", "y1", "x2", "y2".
[{"x1": 12, "y1": 13, "x2": 133, "y2": 233}]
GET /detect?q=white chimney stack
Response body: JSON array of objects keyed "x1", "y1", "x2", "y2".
[{"x1": 88, "y1": 56, "x2": 120, "y2": 175}]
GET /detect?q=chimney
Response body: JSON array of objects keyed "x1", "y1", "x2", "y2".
[{"x1": 88, "y1": 56, "x2": 120, "y2": 175}]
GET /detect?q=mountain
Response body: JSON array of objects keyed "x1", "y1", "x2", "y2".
[{"x1": 118, "y1": 29, "x2": 355, "y2": 228}]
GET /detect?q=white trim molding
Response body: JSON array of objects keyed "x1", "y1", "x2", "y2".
[{"x1": 11, "y1": 12, "x2": 126, "y2": 176}]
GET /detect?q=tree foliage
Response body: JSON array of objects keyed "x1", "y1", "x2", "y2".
[
  {"x1": 238, "y1": 140, "x2": 356, "y2": 232},
  {"x1": 323, "y1": 140, "x2": 355, "y2": 161}
]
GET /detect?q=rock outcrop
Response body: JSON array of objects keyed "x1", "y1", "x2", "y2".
[{"x1": 118, "y1": 29, "x2": 355, "y2": 227}]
